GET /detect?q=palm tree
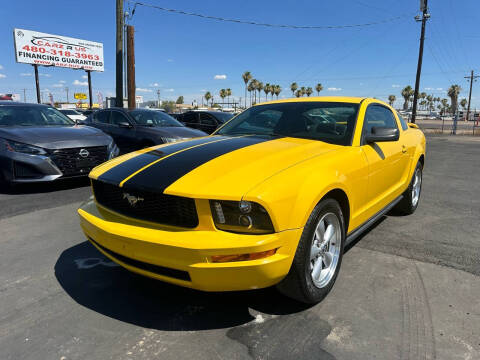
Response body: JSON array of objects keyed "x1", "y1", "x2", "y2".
[
  {"x1": 315, "y1": 83, "x2": 323, "y2": 96},
  {"x1": 295, "y1": 89, "x2": 302, "y2": 98},
  {"x1": 226, "y1": 88, "x2": 232, "y2": 106},
  {"x1": 242, "y1": 71, "x2": 252, "y2": 108},
  {"x1": 256, "y1": 81, "x2": 264, "y2": 103},
  {"x1": 204, "y1": 91, "x2": 212, "y2": 107},
  {"x1": 263, "y1": 83, "x2": 270, "y2": 101},
  {"x1": 274, "y1": 85, "x2": 282, "y2": 99},
  {"x1": 426, "y1": 95, "x2": 433, "y2": 111},
  {"x1": 388, "y1": 95, "x2": 396, "y2": 107},
  {"x1": 290, "y1": 82, "x2": 298, "y2": 97},
  {"x1": 440, "y1": 98, "x2": 449, "y2": 115},
  {"x1": 447, "y1": 84, "x2": 462, "y2": 115},
  {"x1": 420, "y1": 92, "x2": 427, "y2": 110},
  {"x1": 460, "y1": 98, "x2": 467, "y2": 110},
  {"x1": 300, "y1": 87, "x2": 306, "y2": 97},
  {"x1": 219, "y1": 89, "x2": 226, "y2": 105},
  {"x1": 306, "y1": 87, "x2": 313, "y2": 97},
  {"x1": 247, "y1": 81, "x2": 255, "y2": 107},
  {"x1": 401, "y1": 85, "x2": 413, "y2": 110}
]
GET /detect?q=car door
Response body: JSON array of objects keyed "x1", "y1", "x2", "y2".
[
  {"x1": 361, "y1": 104, "x2": 410, "y2": 216},
  {"x1": 199, "y1": 113, "x2": 218, "y2": 134},
  {"x1": 182, "y1": 112, "x2": 200, "y2": 130},
  {"x1": 109, "y1": 110, "x2": 137, "y2": 153}
]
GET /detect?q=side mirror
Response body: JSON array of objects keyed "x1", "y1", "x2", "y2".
[
  {"x1": 365, "y1": 126, "x2": 399, "y2": 143},
  {"x1": 118, "y1": 121, "x2": 132, "y2": 128}
]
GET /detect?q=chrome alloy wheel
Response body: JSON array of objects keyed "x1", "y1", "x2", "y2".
[
  {"x1": 412, "y1": 167, "x2": 422, "y2": 207},
  {"x1": 309, "y1": 213, "x2": 341, "y2": 288}
]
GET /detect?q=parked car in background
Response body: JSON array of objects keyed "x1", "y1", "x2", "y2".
[
  {"x1": 176, "y1": 111, "x2": 234, "y2": 134},
  {"x1": 77, "y1": 109, "x2": 97, "y2": 117},
  {"x1": 58, "y1": 109, "x2": 87, "y2": 122},
  {"x1": 84, "y1": 108, "x2": 207, "y2": 153},
  {"x1": 0, "y1": 102, "x2": 118, "y2": 184}
]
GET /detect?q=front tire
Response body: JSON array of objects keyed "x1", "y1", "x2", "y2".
[
  {"x1": 277, "y1": 198, "x2": 345, "y2": 304},
  {"x1": 395, "y1": 161, "x2": 423, "y2": 215}
]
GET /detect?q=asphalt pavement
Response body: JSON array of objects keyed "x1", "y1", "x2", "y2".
[{"x1": 0, "y1": 135, "x2": 479, "y2": 360}]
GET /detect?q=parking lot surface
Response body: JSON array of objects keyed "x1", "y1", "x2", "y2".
[{"x1": 1, "y1": 135, "x2": 479, "y2": 360}]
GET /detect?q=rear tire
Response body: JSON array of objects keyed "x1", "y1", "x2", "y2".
[
  {"x1": 277, "y1": 198, "x2": 345, "y2": 304},
  {"x1": 395, "y1": 161, "x2": 423, "y2": 215}
]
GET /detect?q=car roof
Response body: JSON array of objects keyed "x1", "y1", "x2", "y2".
[
  {"x1": 0, "y1": 101, "x2": 48, "y2": 107},
  {"x1": 254, "y1": 96, "x2": 369, "y2": 106}
]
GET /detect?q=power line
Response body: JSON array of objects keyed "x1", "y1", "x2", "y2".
[{"x1": 130, "y1": 1, "x2": 413, "y2": 30}]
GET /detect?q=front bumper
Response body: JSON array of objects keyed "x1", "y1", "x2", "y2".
[
  {"x1": 0, "y1": 151, "x2": 63, "y2": 183},
  {"x1": 78, "y1": 198, "x2": 302, "y2": 291}
]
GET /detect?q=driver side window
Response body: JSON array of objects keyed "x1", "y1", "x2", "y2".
[
  {"x1": 364, "y1": 105, "x2": 398, "y2": 135},
  {"x1": 111, "y1": 111, "x2": 130, "y2": 126}
]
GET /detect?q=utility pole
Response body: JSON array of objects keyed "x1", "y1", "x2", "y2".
[
  {"x1": 464, "y1": 70, "x2": 479, "y2": 122},
  {"x1": 33, "y1": 64, "x2": 41, "y2": 104},
  {"x1": 126, "y1": 25, "x2": 136, "y2": 110},
  {"x1": 65, "y1": 87, "x2": 69, "y2": 103},
  {"x1": 156, "y1": 89, "x2": 161, "y2": 108},
  {"x1": 22, "y1": 88, "x2": 27, "y2": 103},
  {"x1": 411, "y1": 0, "x2": 430, "y2": 123},
  {"x1": 116, "y1": 0, "x2": 124, "y2": 107},
  {"x1": 86, "y1": 71, "x2": 93, "y2": 109}
]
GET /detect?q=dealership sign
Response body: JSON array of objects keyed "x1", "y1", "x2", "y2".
[
  {"x1": 74, "y1": 93, "x2": 87, "y2": 100},
  {"x1": 13, "y1": 28, "x2": 104, "y2": 72}
]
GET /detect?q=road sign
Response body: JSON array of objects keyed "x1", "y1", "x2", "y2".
[
  {"x1": 13, "y1": 28, "x2": 104, "y2": 72},
  {"x1": 74, "y1": 93, "x2": 87, "y2": 100}
]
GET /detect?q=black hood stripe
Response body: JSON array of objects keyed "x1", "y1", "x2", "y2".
[
  {"x1": 122, "y1": 136, "x2": 272, "y2": 193},
  {"x1": 97, "y1": 137, "x2": 221, "y2": 185}
]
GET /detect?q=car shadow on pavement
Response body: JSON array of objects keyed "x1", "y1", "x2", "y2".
[
  {"x1": 0, "y1": 177, "x2": 90, "y2": 195},
  {"x1": 55, "y1": 241, "x2": 312, "y2": 331}
]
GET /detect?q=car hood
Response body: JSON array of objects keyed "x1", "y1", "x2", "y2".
[
  {"x1": 138, "y1": 126, "x2": 207, "y2": 138},
  {"x1": 0, "y1": 125, "x2": 112, "y2": 149},
  {"x1": 91, "y1": 135, "x2": 340, "y2": 199}
]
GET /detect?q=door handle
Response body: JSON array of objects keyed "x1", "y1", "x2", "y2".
[{"x1": 402, "y1": 145, "x2": 407, "y2": 153}]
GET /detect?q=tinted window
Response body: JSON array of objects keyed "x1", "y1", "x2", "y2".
[
  {"x1": 364, "y1": 105, "x2": 398, "y2": 135},
  {"x1": 94, "y1": 111, "x2": 110, "y2": 124},
  {"x1": 182, "y1": 112, "x2": 199, "y2": 124},
  {"x1": 211, "y1": 112, "x2": 234, "y2": 123},
  {"x1": 200, "y1": 113, "x2": 216, "y2": 126},
  {"x1": 0, "y1": 105, "x2": 74, "y2": 126},
  {"x1": 129, "y1": 110, "x2": 183, "y2": 127},
  {"x1": 217, "y1": 102, "x2": 359, "y2": 146},
  {"x1": 111, "y1": 111, "x2": 130, "y2": 126},
  {"x1": 60, "y1": 109, "x2": 81, "y2": 115},
  {"x1": 396, "y1": 111, "x2": 408, "y2": 131}
]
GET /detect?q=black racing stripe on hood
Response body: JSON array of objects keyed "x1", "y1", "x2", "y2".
[
  {"x1": 97, "y1": 137, "x2": 221, "y2": 185},
  {"x1": 122, "y1": 136, "x2": 272, "y2": 193}
]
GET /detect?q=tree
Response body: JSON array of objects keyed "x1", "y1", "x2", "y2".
[
  {"x1": 226, "y1": 88, "x2": 232, "y2": 105},
  {"x1": 274, "y1": 84, "x2": 282, "y2": 99},
  {"x1": 247, "y1": 80, "x2": 255, "y2": 106},
  {"x1": 447, "y1": 84, "x2": 462, "y2": 115},
  {"x1": 440, "y1": 98, "x2": 449, "y2": 115},
  {"x1": 460, "y1": 98, "x2": 467, "y2": 110},
  {"x1": 305, "y1": 87, "x2": 313, "y2": 97},
  {"x1": 295, "y1": 89, "x2": 302, "y2": 98},
  {"x1": 242, "y1": 71, "x2": 252, "y2": 108},
  {"x1": 160, "y1": 100, "x2": 176, "y2": 113},
  {"x1": 204, "y1": 91, "x2": 212, "y2": 106},
  {"x1": 388, "y1": 95, "x2": 396, "y2": 107},
  {"x1": 315, "y1": 83, "x2": 323, "y2": 96},
  {"x1": 290, "y1": 82, "x2": 298, "y2": 97},
  {"x1": 176, "y1": 96, "x2": 184, "y2": 104},
  {"x1": 401, "y1": 85, "x2": 413, "y2": 110},
  {"x1": 219, "y1": 89, "x2": 226, "y2": 104},
  {"x1": 264, "y1": 83, "x2": 270, "y2": 101},
  {"x1": 256, "y1": 81, "x2": 264, "y2": 103}
]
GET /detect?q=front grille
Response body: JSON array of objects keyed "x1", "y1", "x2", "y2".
[
  {"x1": 92, "y1": 180, "x2": 199, "y2": 228},
  {"x1": 13, "y1": 162, "x2": 43, "y2": 179},
  {"x1": 89, "y1": 237, "x2": 191, "y2": 281},
  {"x1": 51, "y1": 146, "x2": 108, "y2": 177}
]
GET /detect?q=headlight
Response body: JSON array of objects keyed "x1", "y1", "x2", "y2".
[
  {"x1": 107, "y1": 140, "x2": 119, "y2": 159},
  {"x1": 209, "y1": 200, "x2": 274, "y2": 234},
  {"x1": 2, "y1": 139, "x2": 47, "y2": 155}
]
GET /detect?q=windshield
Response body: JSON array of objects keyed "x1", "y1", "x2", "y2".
[
  {"x1": 0, "y1": 106, "x2": 75, "y2": 126},
  {"x1": 60, "y1": 109, "x2": 81, "y2": 115},
  {"x1": 129, "y1": 110, "x2": 184, "y2": 127},
  {"x1": 216, "y1": 102, "x2": 359, "y2": 145},
  {"x1": 212, "y1": 112, "x2": 234, "y2": 123}
]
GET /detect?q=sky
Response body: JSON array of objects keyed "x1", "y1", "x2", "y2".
[{"x1": 0, "y1": 0, "x2": 479, "y2": 108}]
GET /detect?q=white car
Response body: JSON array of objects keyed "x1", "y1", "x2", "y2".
[{"x1": 58, "y1": 109, "x2": 87, "y2": 122}]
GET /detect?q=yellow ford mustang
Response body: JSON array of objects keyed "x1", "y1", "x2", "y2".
[{"x1": 78, "y1": 97, "x2": 425, "y2": 303}]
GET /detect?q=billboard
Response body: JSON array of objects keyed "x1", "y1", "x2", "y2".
[
  {"x1": 13, "y1": 28, "x2": 104, "y2": 72},
  {"x1": 74, "y1": 93, "x2": 87, "y2": 100}
]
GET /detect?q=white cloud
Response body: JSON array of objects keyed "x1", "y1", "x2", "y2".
[
  {"x1": 165, "y1": 88, "x2": 174, "y2": 92},
  {"x1": 149, "y1": 82, "x2": 160, "y2": 87},
  {"x1": 0, "y1": 74, "x2": 6, "y2": 79},
  {"x1": 392, "y1": 84, "x2": 401, "y2": 88},
  {"x1": 39, "y1": 74, "x2": 51, "y2": 77},
  {"x1": 136, "y1": 87, "x2": 153, "y2": 92},
  {"x1": 59, "y1": 80, "x2": 66, "y2": 83},
  {"x1": 73, "y1": 79, "x2": 88, "y2": 86},
  {"x1": 327, "y1": 87, "x2": 342, "y2": 92},
  {"x1": 52, "y1": 83, "x2": 64, "y2": 88},
  {"x1": 20, "y1": 73, "x2": 32, "y2": 76},
  {"x1": 436, "y1": 87, "x2": 443, "y2": 91},
  {"x1": 214, "y1": 74, "x2": 227, "y2": 80},
  {"x1": 82, "y1": 75, "x2": 88, "y2": 79},
  {"x1": 0, "y1": 65, "x2": 3, "y2": 70}
]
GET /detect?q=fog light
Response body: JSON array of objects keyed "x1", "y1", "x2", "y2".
[
  {"x1": 239, "y1": 215, "x2": 252, "y2": 228},
  {"x1": 211, "y1": 248, "x2": 277, "y2": 263}
]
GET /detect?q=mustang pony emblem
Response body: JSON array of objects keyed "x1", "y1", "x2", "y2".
[{"x1": 122, "y1": 193, "x2": 144, "y2": 207}]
